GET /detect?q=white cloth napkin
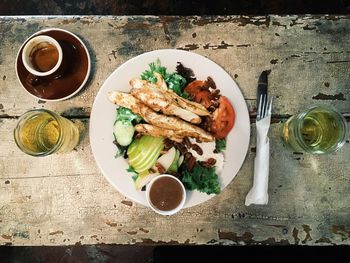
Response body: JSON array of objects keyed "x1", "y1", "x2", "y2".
[{"x1": 245, "y1": 115, "x2": 271, "y2": 206}]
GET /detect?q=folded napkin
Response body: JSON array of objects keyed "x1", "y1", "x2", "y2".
[{"x1": 245, "y1": 115, "x2": 271, "y2": 206}]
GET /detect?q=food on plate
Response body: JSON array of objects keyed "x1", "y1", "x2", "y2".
[
  {"x1": 108, "y1": 91, "x2": 214, "y2": 142},
  {"x1": 135, "y1": 124, "x2": 187, "y2": 143},
  {"x1": 113, "y1": 107, "x2": 142, "y2": 156},
  {"x1": 182, "y1": 162, "x2": 220, "y2": 195},
  {"x1": 130, "y1": 73, "x2": 209, "y2": 118},
  {"x1": 108, "y1": 59, "x2": 235, "y2": 194},
  {"x1": 211, "y1": 96, "x2": 235, "y2": 139},
  {"x1": 127, "y1": 135, "x2": 164, "y2": 174},
  {"x1": 130, "y1": 84, "x2": 201, "y2": 124}
]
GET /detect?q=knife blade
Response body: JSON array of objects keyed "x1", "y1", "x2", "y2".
[{"x1": 256, "y1": 70, "x2": 270, "y2": 110}]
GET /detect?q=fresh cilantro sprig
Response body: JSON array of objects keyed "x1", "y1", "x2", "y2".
[{"x1": 182, "y1": 162, "x2": 221, "y2": 195}]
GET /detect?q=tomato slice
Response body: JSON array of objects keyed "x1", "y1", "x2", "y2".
[
  {"x1": 184, "y1": 80, "x2": 205, "y2": 96},
  {"x1": 184, "y1": 80, "x2": 214, "y2": 108},
  {"x1": 211, "y1": 96, "x2": 235, "y2": 139}
]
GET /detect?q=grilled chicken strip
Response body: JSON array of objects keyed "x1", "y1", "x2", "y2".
[
  {"x1": 153, "y1": 73, "x2": 210, "y2": 116},
  {"x1": 108, "y1": 91, "x2": 214, "y2": 142},
  {"x1": 135, "y1": 124, "x2": 185, "y2": 143},
  {"x1": 130, "y1": 86, "x2": 201, "y2": 124},
  {"x1": 130, "y1": 75, "x2": 210, "y2": 117},
  {"x1": 169, "y1": 93, "x2": 210, "y2": 116}
]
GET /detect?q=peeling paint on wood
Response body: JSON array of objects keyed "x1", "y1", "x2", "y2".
[
  {"x1": 49, "y1": 231, "x2": 64, "y2": 235},
  {"x1": 331, "y1": 225, "x2": 349, "y2": 241},
  {"x1": 136, "y1": 238, "x2": 182, "y2": 245},
  {"x1": 301, "y1": 225, "x2": 312, "y2": 244},
  {"x1": 177, "y1": 43, "x2": 199, "y2": 51},
  {"x1": 292, "y1": 228, "x2": 300, "y2": 245},
  {"x1": 105, "y1": 221, "x2": 118, "y2": 227},
  {"x1": 139, "y1": 228, "x2": 149, "y2": 233},
  {"x1": 121, "y1": 200, "x2": 133, "y2": 206},
  {"x1": 315, "y1": 237, "x2": 332, "y2": 244},
  {"x1": 218, "y1": 230, "x2": 290, "y2": 245},
  {"x1": 312, "y1": 92, "x2": 346, "y2": 101},
  {"x1": 13, "y1": 231, "x2": 30, "y2": 239},
  {"x1": 192, "y1": 16, "x2": 270, "y2": 28},
  {"x1": 326, "y1": 60, "x2": 350, "y2": 64}
]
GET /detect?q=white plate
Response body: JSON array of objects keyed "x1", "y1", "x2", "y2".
[{"x1": 90, "y1": 49, "x2": 250, "y2": 208}]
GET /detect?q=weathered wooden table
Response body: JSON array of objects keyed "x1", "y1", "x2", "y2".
[{"x1": 1, "y1": 15, "x2": 349, "y2": 246}]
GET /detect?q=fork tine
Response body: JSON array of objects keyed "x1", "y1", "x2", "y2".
[
  {"x1": 258, "y1": 94, "x2": 271, "y2": 119},
  {"x1": 263, "y1": 95, "x2": 267, "y2": 118},
  {"x1": 268, "y1": 96, "x2": 273, "y2": 115},
  {"x1": 261, "y1": 94, "x2": 267, "y2": 118},
  {"x1": 257, "y1": 94, "x2": 263, "y2": 119}
]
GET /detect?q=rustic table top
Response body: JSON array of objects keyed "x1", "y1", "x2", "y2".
[{"x1": 0, "y1": 15, "x2": 349, "y2": 246}]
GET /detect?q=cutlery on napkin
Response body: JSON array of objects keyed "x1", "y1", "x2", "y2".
[{"x1": 245, "y1": 70, "x2": 272, "y2": 206}]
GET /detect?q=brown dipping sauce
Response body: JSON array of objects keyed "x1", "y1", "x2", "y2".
[
  {"x1": 30, "y1": 43, "x2": 59, "y2": 72},
  {"x1": 149, "y1": 176, "x2": 184, "y2": 211}
]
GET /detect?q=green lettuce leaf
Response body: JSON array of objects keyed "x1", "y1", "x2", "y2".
[{"x1": 182, "y1": 163, "x2": 221, "y2": 195}]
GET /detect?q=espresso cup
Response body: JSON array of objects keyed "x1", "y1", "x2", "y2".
[{"x1": 22, "y1": 35, "x2": 63, "y2": 78}]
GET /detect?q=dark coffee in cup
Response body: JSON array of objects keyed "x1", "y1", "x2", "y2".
[
  {"x1": 22, "y1": 35, "x2": 63, "y2": 79},
  {"x1": 30, "y1": 43, "x2": 59, "y2": 72}
]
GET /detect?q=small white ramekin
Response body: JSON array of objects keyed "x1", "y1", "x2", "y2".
[{"x1": 146, "y1": 174, "x2": 186, "y2": 216}]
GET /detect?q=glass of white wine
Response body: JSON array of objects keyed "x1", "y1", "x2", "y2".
[
  {"x1": 282, "y1": 105, "x2": 348, "y2": 154},
  {"x1": 14, "y1": 109, "x2": 80, "y2": 156}
]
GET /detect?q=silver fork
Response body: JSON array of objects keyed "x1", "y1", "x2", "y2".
[
  {"x1": 257, "y1": 94, "x2": 273, "y2": 121},
  {"x1": 245, "y1": 94, "x2": 272, "y2": 205}
]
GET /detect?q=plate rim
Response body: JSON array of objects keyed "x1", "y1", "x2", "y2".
[
  {"x1": 15, "y1": 27, "x2": 91, "y2": 102},
  {"x1": 90, "y1": 49, "x2": 251, "y2": 208}
]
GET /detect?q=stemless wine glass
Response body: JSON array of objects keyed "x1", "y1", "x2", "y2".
[
  {"x1": 282, "y1": 105, "x2": 348, "y2": 154},
  {"x1": 14, "y1": 109, "x2": 80, "y2": 156}
]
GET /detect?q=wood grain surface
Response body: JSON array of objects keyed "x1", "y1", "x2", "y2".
[{"x1": 0, "y1": 15, "x2": 349, "y2": 245}]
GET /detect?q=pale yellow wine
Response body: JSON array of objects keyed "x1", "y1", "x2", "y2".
[
  {"x1": 282, "y1": 107, "x2": 347, "y2": 154},
  {"x1": 15, "y1": 110, "x2": 79, "y2": 155}
]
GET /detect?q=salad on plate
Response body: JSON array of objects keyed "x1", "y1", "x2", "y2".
[{"x1": 108, "y1": 59, "x2": 235, "y2": 195}]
